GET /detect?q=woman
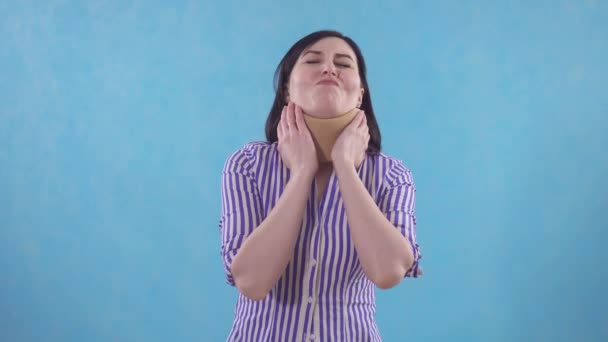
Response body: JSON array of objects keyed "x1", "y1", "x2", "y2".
[{"x1": 219, "y1": 30, "x2": 422, "y2": 341}]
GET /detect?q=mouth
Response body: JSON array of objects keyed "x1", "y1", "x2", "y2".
[{"x1": 317, "y1": 80, "x2": 339, "y2": 87}]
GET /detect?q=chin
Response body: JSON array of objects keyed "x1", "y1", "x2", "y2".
[{"x1": 305, "y1": 103, "x2": 350, "y2": 119}]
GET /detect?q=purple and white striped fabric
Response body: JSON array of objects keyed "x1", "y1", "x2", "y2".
[{"x1": 219, "y1": 142, "x2": 422, "y2": 341}]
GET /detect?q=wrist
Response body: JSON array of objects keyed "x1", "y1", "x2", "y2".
[
  {"x1": 333, "y1": 159, "x2": 356, "y2": 175},
  {"x1": 291, "y1": 166, "x2": 317, "y2": 180}
]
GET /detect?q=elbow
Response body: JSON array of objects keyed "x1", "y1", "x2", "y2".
[
  {"x1": 234, "y1": 275, "x2": 271, "y2": 301},
  {"x1": 239, "y1": 287, "x2": 269, "y2": 301},
  {"x1": 372, "y1": 258, "x2": 414, "y2": 289},
  {"x1": 372, "y1": 270, "x2": 404, "y2": 289},
  {"x1": 230, "y1": 258, "x2": 271, "y2": 301}
]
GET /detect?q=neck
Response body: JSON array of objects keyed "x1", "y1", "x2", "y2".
[{"x1": 302, "y1": 108, "x2": 359, "y2": 163}]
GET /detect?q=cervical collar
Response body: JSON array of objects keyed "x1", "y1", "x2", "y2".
[{"x1": 302, "y1": 108, "x2": 359, "y2": 163}]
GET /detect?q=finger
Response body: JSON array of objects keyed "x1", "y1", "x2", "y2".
[
  {"x1": 295, "y1": 105, "x2": 306, "y2": 133},
  {"x1": 279, "y1": 106, "x2": 287, "y2": 137},
  {"x1": 287, "y1": 102, "x2": 296, "y2": 130},
  {"x1": 358, "y1": 110, "x2": 367, "y2": 128},
  {"x1": 349, "y1": 111, "x2": 364, "y2": 131},
  {"x1": 347, "y1": 111, "x2": 361, "y2": 130}
]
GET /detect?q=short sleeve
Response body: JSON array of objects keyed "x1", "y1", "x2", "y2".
[
  {"x1": 219, "y1": 144, "x2": 264, "y2": 286},
  {"x1": 378, "y1": 159, "x2": 423, "y2": 278}
]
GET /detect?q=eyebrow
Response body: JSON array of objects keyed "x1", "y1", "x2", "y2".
[{"x1": 302, "y1": 50, "x2": 354, "y2": 61}]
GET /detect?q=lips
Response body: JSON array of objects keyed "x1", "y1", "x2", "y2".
[{"x1": 317, "y1": 79, "x2": 339, "y2": 87}]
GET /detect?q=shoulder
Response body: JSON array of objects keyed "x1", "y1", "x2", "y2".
[
  {"x1": 369, "y1": 152, "x2": 415, "y2": 188},
  {"x1": 224, "y1": 141, "x2": 277, "y2": 170}
]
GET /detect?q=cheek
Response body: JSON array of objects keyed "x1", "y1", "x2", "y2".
[
  {"x1": 343, "y1": 75, "x2": 362, "y2": 94},
  {"x1": 290, "y1": 66, "x2": 315, "y2": 84},
  {"x1": 289, "y1": 74, "x2": 313, "y2": 95},
  {"x1": 341, "y1": 70, "x2": 359, "y2": 85}
]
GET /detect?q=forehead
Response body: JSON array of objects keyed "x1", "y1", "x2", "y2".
[{"x1": 300, "y1": 37, "x2": 357, "y2": 60}]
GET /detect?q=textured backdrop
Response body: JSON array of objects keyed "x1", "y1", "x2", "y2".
[{"x1": 1, "y1": 1, "x2": 607, "y2": 341}]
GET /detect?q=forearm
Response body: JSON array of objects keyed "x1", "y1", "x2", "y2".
[
  {"x1": 230, "y1": 170, "x2": 314, "y2": 300},
  {"x1": 334, "y1": 162, "x2": 414, "y2": 289}
]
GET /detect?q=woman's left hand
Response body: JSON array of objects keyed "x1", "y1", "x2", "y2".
[{"x1": 331, "y1": 110, "x2": 370, "y2": 169}]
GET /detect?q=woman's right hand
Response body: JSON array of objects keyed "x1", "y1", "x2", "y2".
[{"x1": 277, "y1": 102, "x2": 318, "y2": 178}]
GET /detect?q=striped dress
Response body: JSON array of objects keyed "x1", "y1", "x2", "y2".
[{"x1": 219, "y1": 141, "x2": 422, "y2": 341}]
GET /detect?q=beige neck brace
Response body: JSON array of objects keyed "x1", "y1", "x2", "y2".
[{"x1": 303, "y1": 108, "x2": 359, "y2": 163}]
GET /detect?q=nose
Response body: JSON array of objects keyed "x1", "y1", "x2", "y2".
[{"x1": 322, "y1": 62, "x2": 337, "y2": 76}]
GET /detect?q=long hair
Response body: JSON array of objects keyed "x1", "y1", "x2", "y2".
[{"x1": 264, "y1": 30, "x2": 381, "y2": 153}]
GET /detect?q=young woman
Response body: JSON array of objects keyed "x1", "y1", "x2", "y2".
[{"x1": 219, "y1": 30, "x2": 422, "y2": 341}]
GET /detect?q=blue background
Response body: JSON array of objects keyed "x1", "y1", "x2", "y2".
[{"x1": 1, "y1": 1, "x2": 607, "y2": 341}]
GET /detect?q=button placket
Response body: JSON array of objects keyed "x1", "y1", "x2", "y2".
[
  {"x1": 306, "y1": 222, "x2": 323, "y2": 339},
  {"x1": 307, "y1": 229, "x2": 320, "y2": 307},
  {"x1": 310, "y1": 221, "x2": 325, "y2": 342},
  {"x1": 308, "y1": 182, "x2": 328, "y2": 340}
]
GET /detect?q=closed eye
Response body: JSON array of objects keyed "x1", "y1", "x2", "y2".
[{"x1": 305, "y1": 60, "x2": 351, "y2": 68}]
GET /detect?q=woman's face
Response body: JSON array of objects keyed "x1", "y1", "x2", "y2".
[{"x1": 287, "y1": 37, "x2": 364, "y2": 118}]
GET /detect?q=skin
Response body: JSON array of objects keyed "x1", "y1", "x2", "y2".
[
  {"x1": 286, "y1": 37, "x2": 364, "y2": 119},
  {"x1": 230, "y1": 38, "x2": 415, "y2": 300}
]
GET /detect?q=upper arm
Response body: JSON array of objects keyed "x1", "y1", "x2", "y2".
[
  {"x1": 219, "y1": 145, "x2": 264, "y2": 286},
  {"x1": 378, "y1": 159, "x2": 423, "y2": 278}
]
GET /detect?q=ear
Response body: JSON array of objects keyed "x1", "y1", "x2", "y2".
[{"x1": 357, "y1": 87, "x2": 364, "y2": 107}]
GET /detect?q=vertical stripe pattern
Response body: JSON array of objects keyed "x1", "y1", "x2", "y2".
[{"x1": 219, "y1": 142, "x2": 423, "y2": 341}]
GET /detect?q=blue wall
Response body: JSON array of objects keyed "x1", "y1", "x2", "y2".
[{"x1": 1, "y1": 1, "x2": 606, "y2": 341}]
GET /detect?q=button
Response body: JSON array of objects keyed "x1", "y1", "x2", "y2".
[
  {"x1": 311, "y1": 259, "x2": 317, "y2": 266},
  {"x1": 307, "y1": 297, "x2": 313, "y2": 304},
  {"x1": 309, "y1": 334, "x2": 315, "y2": 340}
]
